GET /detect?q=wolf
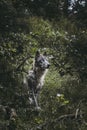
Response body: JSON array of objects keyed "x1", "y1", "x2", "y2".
[{"x1": 23, "y1": 51, "x2": 50, "y2": 110}]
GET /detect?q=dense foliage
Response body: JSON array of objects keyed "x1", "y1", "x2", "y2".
[{"x1": 0, "y1": 0, "x2": 87, "y2": 130}]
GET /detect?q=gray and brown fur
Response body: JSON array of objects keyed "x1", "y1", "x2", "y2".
[{"x1": 24, "y1": 51, "x2": 50, "y2": 109}]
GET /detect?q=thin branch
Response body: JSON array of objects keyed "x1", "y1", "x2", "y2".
[
  {"x1": 16, "y1": 54, "x2": 33, "y2": 71},
  {"x1": 75, "y1": 108, "x2": 79, "y2": 119},
  {"x1": 0, "y1": 54, "x2": 33, "y2": 75},
  {"x1": 56, "y1": 113, "x2": 84, "y2": 121}
]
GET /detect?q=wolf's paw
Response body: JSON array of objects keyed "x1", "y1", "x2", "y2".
[{"x1": 35, "y1": 106, "x2": 41, "y2": 111}]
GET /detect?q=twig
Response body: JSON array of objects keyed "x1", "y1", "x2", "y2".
[
  {"x1": 16, "y1": 55, "x2": 33, "y2": 71},
  {"x1": 0, "y1": 54, "x2": 33, "y2": 75},
  {"x1": 75, "y1": 108, "x2": 79, "y2": 119}
]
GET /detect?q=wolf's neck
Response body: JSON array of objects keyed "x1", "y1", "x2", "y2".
[{"x1": 34, "y1": 68, "x2": 48, "y2": 82}]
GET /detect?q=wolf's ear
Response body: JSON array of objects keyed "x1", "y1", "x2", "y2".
[
  {"x1": 35, "y1": 51, "x2": 40, "y2": 58},
  {"x1": 43, "y1": 52, "x2": 47, "y2": 56}
]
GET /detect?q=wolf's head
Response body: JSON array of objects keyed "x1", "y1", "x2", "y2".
[{"x1": 35, "y1": 51, "x2": 50, "y2": 70}]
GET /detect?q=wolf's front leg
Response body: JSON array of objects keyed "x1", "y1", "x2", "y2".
[{"x1": 32, "y1": 90, "x2": 41, "y2": 110}]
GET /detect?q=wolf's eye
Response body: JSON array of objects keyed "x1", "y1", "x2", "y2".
[
  {"x1": 39, "y1": 59, "x2": 44, "y2": 63},
  {"x1": 39, "y1": 60, "x2": 43, "y2": 63}
]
